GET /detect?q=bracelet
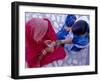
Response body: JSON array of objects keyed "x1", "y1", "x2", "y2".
[{"x1": 41, "y1": 49, "x2": 47, "y2": 55}]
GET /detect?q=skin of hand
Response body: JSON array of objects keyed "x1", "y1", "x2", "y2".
[
  {"x1": 45, "y1": 46, "x2": 54, "y2": 53},
  {"x1": 50, "y1": 41, "x2": 56, "y2": 46},
  {"x1": 44, "y1": 40, "x2": 55, "y2": 53},
  {"x1": 44, "y1": 40, "x2": 52, "y2": 46}
]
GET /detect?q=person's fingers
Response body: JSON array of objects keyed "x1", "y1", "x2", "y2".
[
  {"x1": 45, "y1": 40, "x2": 52, "y2": 43},
  {"x1": 46, "y1": 47, "x2": 52, "y2": 52},
  {"x1": 51, "y1": 42, "x2": 56, "y2": 46},
  {"x1": 44, "y1": 40, "x2": 52, "y2": 46},
  {"x1": 50, "y1": 46, "x2": 54, "y2": 52}
]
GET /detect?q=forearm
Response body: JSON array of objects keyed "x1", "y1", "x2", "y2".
[
  {"x1": 38, "y1": 46, "x2": 53, "y2": 60},
  {"x1": 38, "y1": 49, "x2": 47, "y2": 60},
  {"x1": 53, "y1": 39, "x2": 72, "y2": 46},
  {"x1": 60, "y1": 39, "x2": 72, "y2": 44}
]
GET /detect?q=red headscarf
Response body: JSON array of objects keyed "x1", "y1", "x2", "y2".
[{"x1": 26, "y1": 18, "x2": 66, "y2": 68}]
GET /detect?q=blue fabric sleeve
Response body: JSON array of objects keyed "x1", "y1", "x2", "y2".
[
  {"x1": 57, "y1": 27, "x2": 68, "y2": 40},
  {"x1": 72, "y1": 35, "x2": 89, "y2": 46},
  {"x1": 71, "y1": 35, "x2": 89, "y2": 51}
]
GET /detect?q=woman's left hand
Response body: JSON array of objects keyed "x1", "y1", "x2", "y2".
[{"x1": 38, "y1": 45, "x2": 54, "y2": 61}]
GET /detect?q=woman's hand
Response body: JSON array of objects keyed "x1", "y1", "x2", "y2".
[
  {"x1": 44, "y1": 40, "x2": 52, "y2": 47},
  {"x1": 44, "y1": 40, "x2": 55, "y2": 53},
  {"x1": 45, "y1": 46, "x2": 54, "y2": 53}
]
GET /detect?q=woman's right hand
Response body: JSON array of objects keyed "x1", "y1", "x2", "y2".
[{"x1": 45, "y1": 46, "x2": 54, "y2": 53}]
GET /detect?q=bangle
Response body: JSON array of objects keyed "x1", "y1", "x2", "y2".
[{"x1": 42, "y1": 49, "x2": 47, "y2": 55}]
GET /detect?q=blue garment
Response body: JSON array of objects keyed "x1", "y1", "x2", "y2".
[
  {"x1": 71, "y1": 34, "x2": 89, "y2": 51},
  {"x1": 57, "y1": 15, "x2": 76, "y2": 40},
  {"x1": 57, "y1": 26, "x2": 69, "y2": 40},
  {"x1": 65, "y1": 15, "x2": 76, "y2": 27}
]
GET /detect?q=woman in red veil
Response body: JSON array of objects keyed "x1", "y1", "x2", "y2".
[{"x1": 26, "y1": 18, "x2": 66, "y2": 68}]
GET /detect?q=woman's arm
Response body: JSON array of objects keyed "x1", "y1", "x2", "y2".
[{"x1": 38, "y1": 46, "x2": 55, "y2": 60}]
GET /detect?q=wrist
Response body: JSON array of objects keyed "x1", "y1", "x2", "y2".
[{"x1": 42, "y1": 49, "x2": 47, "y2": 55}]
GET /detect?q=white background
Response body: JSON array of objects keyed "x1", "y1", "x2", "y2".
[{"x1": 0, "y1": 0, "x2": 99, "y2": 81}]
